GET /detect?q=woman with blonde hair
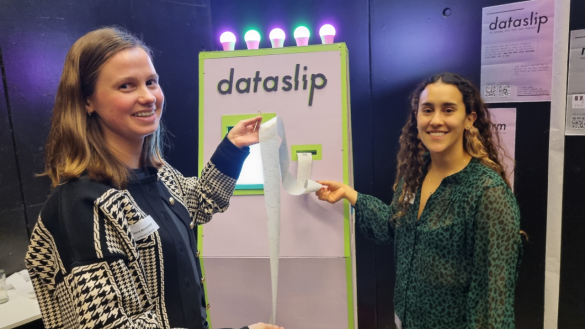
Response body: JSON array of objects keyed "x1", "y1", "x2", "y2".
[
  {"x1": 25, "y1": 27, "x2": 282, "y2": 329},
  {"x1": 317, "y1": 72, "x2": 522, "y2": 328}
]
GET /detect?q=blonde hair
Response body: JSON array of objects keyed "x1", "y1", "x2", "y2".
[
  {"x1": 394, "y1": 72, "x2": 512, "y2": 219},
  {"x1": 42, "y1": 27, "x2": 164, "y2": 189}
]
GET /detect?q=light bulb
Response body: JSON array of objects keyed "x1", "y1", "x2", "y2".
[
  {"x1": 244, "y1": 30, "x2": 261, "y2": 50},
  {"x1": 220, "y1": 32, "x2": 236, "y2": 51},
  {"x1": 319, "y1": 24, "x2": 336, "y2": 44},
  {"x1": 294, "y1": 26, "x2": 310, "y2": 46},
  {"x1": 269, "y1": 28, "x2": 285, "y2": 48}
]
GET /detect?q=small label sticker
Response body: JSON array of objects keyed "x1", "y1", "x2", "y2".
[
  {"x1": 130, "y1": 215, "x2": 160, "y2": 240},
  {"x1": 573, "y1": 94, "x2": 585, "y2": 109},
  {"x1": 405, "y1": 192, "x2": 416, "y2": 204}
]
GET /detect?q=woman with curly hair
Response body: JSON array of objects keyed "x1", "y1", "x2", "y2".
[{"x1": 317, "y1": 72, "x2": 522, "y2": 329}]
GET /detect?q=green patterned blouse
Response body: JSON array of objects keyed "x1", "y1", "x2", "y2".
[{"x1": 355, "y1": 157, "x2": 522, "y2": 329}]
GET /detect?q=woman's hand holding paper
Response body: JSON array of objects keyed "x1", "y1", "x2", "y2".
[
  {"x1": 316, "y1": 180, "x2": 358, "y2": 206},
  {"x1": 227, "y1": 116, "x2": 263, "y2": 148}
]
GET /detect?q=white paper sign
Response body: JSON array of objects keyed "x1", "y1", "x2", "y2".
[
  {"x1": 481, "y1": 0, "x2": 554, "y2": 103},
  {"x1": 566, "y1": 30, "x2": 585, "y2": 135},
  {"x1": 490, "y1": 108, "x2": 517, "y2": 189},
  {"x1": 572, "y1": 95, "x2": 585, "y2": 109},
  {"x1": 568, "y1": 30, "x2": 585, "y2": 95},
  {"x1": 130, "y1": 215, "x2": 159, "y2": 240}
]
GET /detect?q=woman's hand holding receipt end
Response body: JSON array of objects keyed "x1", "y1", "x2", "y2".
[{"x1": 316, "y1": 180, "x2": 358, "y2": 206}]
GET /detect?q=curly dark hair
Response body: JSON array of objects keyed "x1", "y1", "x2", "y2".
[{"x1": 393, "y1": 72, "x2": 512, "y2": 219}]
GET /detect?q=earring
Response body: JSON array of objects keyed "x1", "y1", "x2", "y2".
[{"x1": 466, "y1": 126, "x2": 470, "y2": 130}]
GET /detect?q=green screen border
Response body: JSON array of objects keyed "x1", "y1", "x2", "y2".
[
  {"x1": 221, "y1": 113, "x2": 277, "y2": 138},
  {"x1": 339, "y1": 45, "x2": 354, "y2": 329},
  {"x1": 221, "y1": 113, "x2": 277, "y2": 195},
  {"x1": 198, "y1": 43, "x2": 354, "y2": 328}
]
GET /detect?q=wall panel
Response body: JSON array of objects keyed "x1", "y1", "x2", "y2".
[
  {"x1": 0, "y1": 49, "x2": 29, "y2": 275},
  {"x1": 369, "y1": 0, "x2": 548, "y2": 327},
  {"x1": 559, "y1": 0, "x2": 585, "y2": 327}
]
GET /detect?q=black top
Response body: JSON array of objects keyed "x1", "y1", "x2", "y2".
[
  {"x1": 129, "y1": 168, "x2": 209, "y2": 328},
  {"x1": 26, "y1": 136, "x2": 252, "y2": 329},
  {"x1": 126, "y1": 136, "x2": 251, "y2": 329}
]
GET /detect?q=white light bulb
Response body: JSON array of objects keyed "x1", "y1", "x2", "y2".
[
  {"x1": 220, "y1": 32, "x2": 236, "y2": 51},
  {"x1": 319, "y1": 24, "x2": 336, "y2": 44},
  {"x1": 245, "y1": 30, "x2": 261, "y2": 41},
  {"x1": 294, "y1": 26, "x2": 310, "y2": 46},
  {"x1": 269, "y1": 28, "x2": 286, "y2": 48},
  {"x1": 244, "y1": 30, "x2": 261, "y2": 49}
]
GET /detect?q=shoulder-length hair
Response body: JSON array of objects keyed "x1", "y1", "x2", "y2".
[
  {"x1": 393, "y1": 72, "x2": 511, "y2": 218},
  {"x1": 43, "y1": 27, "x2": 165, "y2": 189}
]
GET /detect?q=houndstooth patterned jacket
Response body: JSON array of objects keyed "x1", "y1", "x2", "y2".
[{"x1": 25, "y1": 138, "x2": 248, "y2": 329}]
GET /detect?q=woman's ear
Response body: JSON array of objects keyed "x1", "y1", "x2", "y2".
[
  {"x1": 85, "y1": 98, "x2": 94, "y2": 116},
  {"x1": 467, "y1": 111, "x2": 477, "y2": 127}
]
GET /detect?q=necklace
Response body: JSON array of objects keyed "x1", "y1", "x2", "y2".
[
  {"x1": 425, "y1": 156, "x2": 471, "y2": 195},
  {"x1": 424, "y1": 175, "x2": 436, "y2": 195}
]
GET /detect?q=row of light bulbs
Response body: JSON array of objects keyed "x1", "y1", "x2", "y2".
[{"x1": 219, "y1": 24, "x2": 336, "y2": 51}]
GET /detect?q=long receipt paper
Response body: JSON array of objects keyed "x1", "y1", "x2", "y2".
[{"x1": 259, "y1": 117, "x2": 322, "y2": 323}]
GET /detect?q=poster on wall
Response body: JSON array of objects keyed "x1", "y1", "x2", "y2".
[
  {"x1": 490, "y1": 108, "x2": 517, "y2": 189},
  {"x1": 480, "y1": 0, "x2": 554, "y2": 103},
  {"x1": 565, "y1": 29, "x2": 585, "y2": 135}
]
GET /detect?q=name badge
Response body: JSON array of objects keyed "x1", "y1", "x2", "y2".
[{"x1": 130, "y1": 215, "x2": 160, "y2": 240}]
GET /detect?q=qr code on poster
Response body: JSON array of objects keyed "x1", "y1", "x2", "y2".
[
  {"x1": 498, "y1": 84, "x2": 511, "y2": 97},
  {"x1": 484, "y1": 85, "x2": 496, "y2": 97},
  {"x1": 571, "y1": 116, "x2": 585, "y2": 130}
]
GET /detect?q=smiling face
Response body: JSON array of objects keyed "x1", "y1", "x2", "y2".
[
  {"x1": 416, "y1": 82, "x2": 476, "y2": 156},
  {"x1": 86, "y1": 47, "x2": 164, "y2": 148}
]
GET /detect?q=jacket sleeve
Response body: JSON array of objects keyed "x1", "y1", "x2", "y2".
[
  {"x1": 466, "y1": 183, "x2": 522, "y2": 329},
  {"x1": 25, "y1": 186, "x2": 163, "y2": 329},
  {"x1": 171, "y1": 136, "x2": 249, "y2": 226},
  {"x1": 354, "y1": 183, "x2": 401, "y2": 245}
]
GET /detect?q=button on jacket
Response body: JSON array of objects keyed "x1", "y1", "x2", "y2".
[{"x1": 26, "y1": 137, "x2": 250, "y2": 329}]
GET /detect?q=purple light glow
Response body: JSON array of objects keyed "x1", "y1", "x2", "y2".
[
  {"x1": 319, "y1": 24, "x2": 336, "y2": 44},
  {"x1": 220, "y1": 32, "x2": 236, "y2": 51}
]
